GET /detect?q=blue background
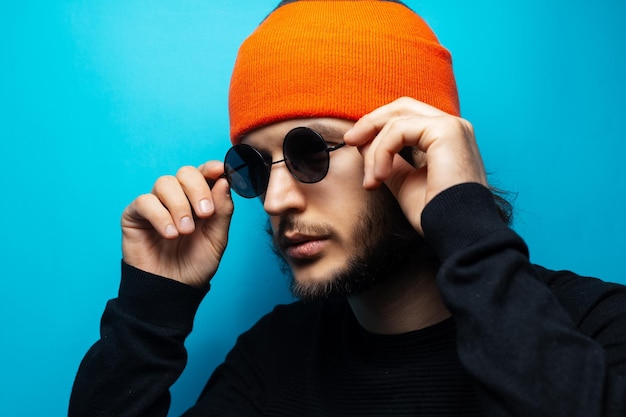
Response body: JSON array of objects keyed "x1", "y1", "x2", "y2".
[{"x1": 2, "y1": 1, "x2": 625, "y2": 415}]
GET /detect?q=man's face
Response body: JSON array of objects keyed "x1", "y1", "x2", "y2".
[{"x1": 242, "y1": 118, "x2": 430, "y2": 299}]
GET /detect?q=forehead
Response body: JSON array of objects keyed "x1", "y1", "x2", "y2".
[{"x1": 241, "y1": 118, "x2": 354, "y2": 151}]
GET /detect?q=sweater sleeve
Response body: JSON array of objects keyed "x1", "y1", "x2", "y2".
[
  {"x1": 421, "y1": 183, "x2": 626, "y2": 417},
  {"x1": 68, "y1": 261, "x2": 208, "y2": 417}
]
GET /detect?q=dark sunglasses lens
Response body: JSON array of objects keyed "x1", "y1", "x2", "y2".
[
  {"x1": 224, "y1": 144, "x2": 268, "y2": 198},
  {"x1": 284, "y1": 127, "x2": 329, "y2": 183}
]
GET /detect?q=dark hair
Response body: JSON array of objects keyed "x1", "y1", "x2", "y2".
[
  {"x1": 273, "y1": 0, "x2": 409, "y2": 9},
  {"x1": 268, "y1": 0, "x2": 412, "y2": 19},
  {"x1": 491, "y1": 186, "x2": 516, "y2": 226}
]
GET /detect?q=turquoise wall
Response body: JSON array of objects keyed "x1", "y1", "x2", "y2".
[{"x1": 2, "y1": 1, "x2": 624, "y2": 415}]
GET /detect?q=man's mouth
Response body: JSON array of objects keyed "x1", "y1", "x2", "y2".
[{"x1": 280, "y1": 233, "x2": 328, "y2": 261}]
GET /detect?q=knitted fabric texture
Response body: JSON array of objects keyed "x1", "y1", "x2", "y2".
[{"x1": 228, "y1": 0, "x2": 459, "y2": 143}]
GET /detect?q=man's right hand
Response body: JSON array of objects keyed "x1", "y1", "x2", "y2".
[{"x1": 121, "y1": 161, "x2": 234, "y2": 288}]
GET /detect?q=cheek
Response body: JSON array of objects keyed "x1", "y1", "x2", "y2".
[
  {"x1": 319, "y1": 150, "x2": 366, "y2": 198},
  {"x1": 267, "y1": 216, "x2": 279, "y2": 235},
  {"x1": 315, "y1": 153, "x2": 371, "y2": 219},
  {"x1": 329, "y1": 147, "x2": 364, "y2": 178},
  {"x1": 319, "y1": 189, "x2": 372, "y2": 246}
]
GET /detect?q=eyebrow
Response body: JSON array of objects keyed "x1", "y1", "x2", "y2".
[{"x1": 298, "y1": 122, "x2": 347, "y2": 142}]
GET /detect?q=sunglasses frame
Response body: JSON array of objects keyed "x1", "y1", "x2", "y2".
[{"x1": 223, "y1": 127, "x2": 345, "y2": 198}]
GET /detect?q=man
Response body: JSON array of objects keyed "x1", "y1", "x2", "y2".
[{"x1": 69, "y1": 1, "x2": 626, "y2": 416}]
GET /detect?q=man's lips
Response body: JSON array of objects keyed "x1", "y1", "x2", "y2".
[{"x1": 280, "y1": 233, "x2": 328, "y2": 260}]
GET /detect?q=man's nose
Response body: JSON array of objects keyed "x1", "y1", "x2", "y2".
[{"x1": 262, "y1": 162, "x2": 306, "y2": 216}]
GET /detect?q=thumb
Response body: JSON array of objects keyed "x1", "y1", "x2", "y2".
[
  {"x1": 383, "y1": 154, "x2": 421, "y2": 198},
  {"x1": 383, "y1": 155, "x2": 429, "y2": 234},
  {"x1": 210, "y1": 177, "x2": 234, "y2": 229}
]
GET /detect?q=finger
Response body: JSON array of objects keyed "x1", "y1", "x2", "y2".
[
  {"x1": 210, "y1": 177, "x2": 234, "y2": 223},
  {"x1": 344, "y1": 97, "x2": 445, "y2": 146},
  {"x1": 198, "y1": 160, "x2": 234, "y2": 221},
  {"x1": 195, "y1": 176, "x2": 234, "y2": 251},
  {"x1": 176, "y1": 166, "x2": 215, "y2": 218},
  {"x1": 124, "y1": 193, "x2": 180, "y2": 239},
  {"x1": 198, "y1": 160, "x2": 225, "y2": 180},
  {"x1": 386, "y1": 153, "x2": 426, "y2": 196},
  {"x1": 362, "y1": 116, "x2": 425, "y2": 189},
  {"x1": 152, "y1": 175, "x2": 196, "y2": 235}
]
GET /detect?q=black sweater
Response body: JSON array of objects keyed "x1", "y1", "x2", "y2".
[{"x1": 69, "y1": 183, "x2": 626, "y2": 416}]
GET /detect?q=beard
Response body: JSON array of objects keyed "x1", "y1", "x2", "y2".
[{"x1": 267, "y1": 186, "x2": 438, "y2": 301}]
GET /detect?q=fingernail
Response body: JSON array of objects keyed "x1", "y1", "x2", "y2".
[
  {"x1": 180, "y1": 216, "x2": 194, "y2": 230},
  {"x1": 199, "y1": 199, "x2": 213, "y2": 213},
  {"x1": 165, "y1": 224, "x2": 177, "y2": 237}
]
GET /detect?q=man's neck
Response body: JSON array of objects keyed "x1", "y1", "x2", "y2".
[{"x1": 347, "y1": 266, "x2": 450, "y2": 335}]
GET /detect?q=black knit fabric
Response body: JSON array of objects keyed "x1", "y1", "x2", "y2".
[{"x1": 69, "y1": 184, "x2": 626, "y2": 416}]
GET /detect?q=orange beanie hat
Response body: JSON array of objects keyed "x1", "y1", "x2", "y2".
[{"x1": 228, "y1": 0, "x2": 459, "y2": 143}]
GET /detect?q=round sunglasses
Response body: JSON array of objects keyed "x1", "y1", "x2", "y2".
[{"x1": 223, "y1": 127, "x2": 346, "y2": 198}]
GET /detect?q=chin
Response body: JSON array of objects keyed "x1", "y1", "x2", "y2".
[
  {"x1": 288, "y1": 255, "x2": 384, "y2": 301},
  {"x1": 290, "y1": 270, "x2": 348, "y2": 301},
  {"x1": 288, "y1": 259, "x2": 349, "y2": 300}
]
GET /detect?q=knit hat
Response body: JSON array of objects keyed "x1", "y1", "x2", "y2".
[{"x1": 228, "y1": 0, "x2": 459, "y2": 143}]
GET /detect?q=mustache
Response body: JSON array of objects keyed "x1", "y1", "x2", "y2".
[{"x1": 267, "y1": 215, "x2": 336, "y2": 249}]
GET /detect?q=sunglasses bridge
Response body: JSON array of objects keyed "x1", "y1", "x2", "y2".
[{"x1": 267, "y1": 141, "x2": 345, "y2": 173}]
